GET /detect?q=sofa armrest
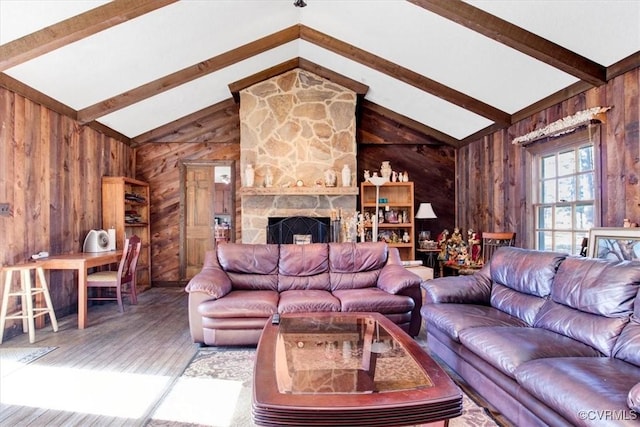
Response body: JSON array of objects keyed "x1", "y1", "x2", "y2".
[
  {"x1": 377, "y1": 264, "x2": 421, "y2": 294},
  {"x1": 629, "y1": 382, "x2": 640, "y2": 412},
  {"x1": 421, "y1": 264, "x2": 492, "y2": 304},
  {"x1": 184, "y1": 267, "x2": 232, "y2": 298}
]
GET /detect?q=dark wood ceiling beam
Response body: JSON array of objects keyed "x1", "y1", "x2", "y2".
[
  {"x1": 228, "y1": 58, "x2": 301, "y2": 102},
  {"x1": 298, "y1": 58, "x2": 370, "y2": 95},
  {"x1": 409, "y1": 0, "x2": 607, "y2": 87},
  {"x1": 86, "y1": 121, "x2": 132, "y2": 144},
  {"x1": 0, "y1": 0, "x2": 178, "y2": 72},
  {"x1": 361, "y1": 100, "x2": 461, "y2": 148},
  {"x1": 0, "y1": 72, "x2": 77, "y2": 119},
  {"x1": 606, "y1": 51, "x2": 640, "y2": 81},
  {"x1": 228, "y1": 57, "x2": 370, "y2": 102},
  {"x1": 300, "y1": 24, "x2": 511, "y2": 126},
  {"x1": 77, "y1": 25, "x2": 300, "y2": 123},
  {"x1": 132, "y1": 98, "x2": 238, "y2": 145}
]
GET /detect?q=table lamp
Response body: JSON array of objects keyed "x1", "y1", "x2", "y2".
[
  {"x1": 368, "y1": 176, "x2": 387, "y2": 242},
  {"x1": 415, "y1": 202, "x2": 437, "y2": 246}
]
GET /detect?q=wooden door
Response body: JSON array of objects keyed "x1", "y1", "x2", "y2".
[
  {"x1": 180, "y1": 160, "x2": 235, "y2": 282},
  {"x1": 184, "y1": 164, "x2": 215, "y2": 279}
]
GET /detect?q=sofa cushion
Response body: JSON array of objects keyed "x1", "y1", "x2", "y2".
[
  {"x1": 489, "y1": 248, "x2": 567, "y2": 325},
  {"x1": 613, "y1": 288, "x2": 640, "y2": 367},
  {"x1": 629, "y1": 383, "x2": 640, "y2": 413},
  {"x1": 329, "y1": 242, "x2": 387, "y2": 290},
  {"x1": 459, "y1": 327, "x2": 602, "y2": 378},
  {"x1": 278, "y1": 244, "x2": 330, "y2": 292},
  {"x1": 198, "y1": 290, "x2": 278, "y2": 318},
  {"x1": 333, "y1": 288, "x2": 414, "y2": 314},
  {"x1": 422, "y1": 304, "x2": 526, "y2": 342},
  {"x1": 217, "y1": 243, "x2": 280, "y2": 291},
  {"x1": 278, "y1": 290, "x2": 341, "y2": 313},
  {"x1": 534, "y1": 257, "x2": 640, "y2": 356},
  {"x1": 515, "y1": 357, "x2": 640, "y2": 426}
]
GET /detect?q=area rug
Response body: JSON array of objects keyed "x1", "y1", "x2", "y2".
[
  {"x1": 0, "y1": 346, "x2": 57, "y2": 377},
  {"x1": 148, "y1": 348, "x2": 500, "y2": 427}
]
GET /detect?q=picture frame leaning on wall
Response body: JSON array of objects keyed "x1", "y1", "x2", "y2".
[{"x1": 587, "y1": 227, "x2": 640, "y2": 261}]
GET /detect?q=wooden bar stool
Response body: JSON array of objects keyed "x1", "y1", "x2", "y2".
[{"x1": 0, "y1": 263, "x2": 59, "y2": 344}]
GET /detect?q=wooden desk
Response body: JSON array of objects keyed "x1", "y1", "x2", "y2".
[{"x1": 37, "y1": 251, "x2": 122, "y2": 329}]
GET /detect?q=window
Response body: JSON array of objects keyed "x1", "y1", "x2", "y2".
[{"x1": 530, "y1": 128, "x2": 600, "y2": 254}]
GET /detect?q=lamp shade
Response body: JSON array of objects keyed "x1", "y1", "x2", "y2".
[{"x1": 415, "y1": 203, "x2": 437, "y2": 219}]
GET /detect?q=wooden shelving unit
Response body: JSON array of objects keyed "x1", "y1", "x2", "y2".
[
  {"x1": 360, "y1": 181, "x2": 415, "y2": 260},
  {"x1": 102, "y1": 176, "x2": 151, "y2": 291}
]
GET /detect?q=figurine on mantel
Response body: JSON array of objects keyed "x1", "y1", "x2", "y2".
[
  {"x1": 264, "y1": 166, "x2": 273, "y2": 187},
  {"x1": 341, "y1": 164, "x2": 351, "y2": 187}
]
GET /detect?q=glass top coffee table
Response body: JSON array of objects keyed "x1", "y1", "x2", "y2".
[{"x1": 252, "y1": 312, "x2": 462, "y2": 427}]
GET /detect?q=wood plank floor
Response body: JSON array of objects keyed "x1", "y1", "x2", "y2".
[{"x1": 0, "y1": 287, "x2": 199, "y2": 427}]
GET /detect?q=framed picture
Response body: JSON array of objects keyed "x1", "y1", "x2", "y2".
[{"x1": 587, "y1": 227, "x2": 640, "y2": 261}]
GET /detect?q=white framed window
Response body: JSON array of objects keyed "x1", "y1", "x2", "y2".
[{"x1": 529, "y1": 127, "x2": 600, "y2": 254}]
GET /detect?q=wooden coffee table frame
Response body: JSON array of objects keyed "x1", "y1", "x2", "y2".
[{"x1": 253, "y1": 312, "x2": 462, "y2": 427}]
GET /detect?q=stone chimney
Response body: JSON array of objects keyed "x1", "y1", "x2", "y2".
[{"x1": 239, "y1": 68, "x2": 358, "y2": 243}]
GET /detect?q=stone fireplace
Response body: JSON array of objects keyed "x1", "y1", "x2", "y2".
[{"x1": 239, "y1": 68, "x2": 358, "y2": 243}]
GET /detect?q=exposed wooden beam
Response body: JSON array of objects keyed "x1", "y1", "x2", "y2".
[
  {"x1": 0, "y1": 73, "x2": 77, "y2": 119},
  {"x1": 360, "y1": 101, "x2": 461, "y2": 148},
  {"x1": 298, "y1": 58, "x2": 369, "y2": 95},
  {"x1": 228, "y1": 58, "x2": 301, "y2": 103},
  {"x1": 0, "y1": 0, "x2": 178, "y2": 72},
  {"x1": 85, "y1": 121, "x2": 132, "y2": 145},
  {"x1": 228, "y1": 57, "x2": 370, "y2": 102},
  {"x1": 77, "y1": 25, "x2": 300, "y2": 123},
  {"x1": 299, "y1": 25, "x2": 511, "y2": 126},
  {"x1": 607, "y1": 51, "x2": 640, "y2": 81},
  {"x1": 409, "y1": 0, "x2": 607, "y2": 87},
  {"x1": 132, "y1": 98, "x2": 238, "y2": 145},
  {"x1": 511, "y1": 81, "x2": 593, "y2": 124}
]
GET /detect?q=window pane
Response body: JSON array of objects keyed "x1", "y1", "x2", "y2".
[
  {"x1": 575, "y1": 204, "x2": 594, "y2": 229},
  {"x1": 558, "y1": 176, "x2": 575, "y2": 202},
  {"x1": 542, "y1": 180, "x2": 556, "y2": 203},
  {"x1": 558, "y1": 151, "x2": 575, "y2": 176},
  {"x1": 554, "y1": 232, "x2": 573, "y2": 253},
  {"x1": 578, "y1": 146, "x2": 594, "y2": 172},
  {"x1": 542, "y1": 155, "x2": 556, "y2": 179},
  {"x1": 578, "y1": 173, "x2": 594, "y2": 200},
  {"x1": 538, "y1": 206, "x2": 553, "y2": 229},
  {"x1": 537, "y1": 231, "x2": 553, "y2": 251},
  {"x1": 555, "y1": 206, "x2": 572, "y2": 229}
]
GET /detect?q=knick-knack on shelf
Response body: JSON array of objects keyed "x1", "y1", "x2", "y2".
[
  {"x1": 381, "y1": 161, "x2": 392, "y2": 181},
  {"x1": 265, "y1": 166, "x2": 273, "y2": 187}
]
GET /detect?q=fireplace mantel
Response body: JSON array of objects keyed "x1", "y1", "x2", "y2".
[{"x1": 240, "y1": 187, "x2": 359, "y2": 196}]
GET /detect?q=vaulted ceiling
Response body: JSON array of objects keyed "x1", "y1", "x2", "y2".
[{"x1": 1, "y1": 0, "x2": 638, "y2": 149}]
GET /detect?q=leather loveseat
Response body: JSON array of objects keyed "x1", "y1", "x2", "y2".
[
  {"x1": 421, "y1": 247, "x2": 640, "y2": 426},
  {"x1": 186, "y1": 241, "x2": 422, "y2": 346}
]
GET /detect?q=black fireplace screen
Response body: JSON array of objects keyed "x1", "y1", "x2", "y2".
[{"x1": 266, "y1": 216, "x2": 330, "y2": 244}]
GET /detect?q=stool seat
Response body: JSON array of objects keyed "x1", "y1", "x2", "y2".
[{"x1": 1, "y1": 263, "x2": 59, "y2": 344}]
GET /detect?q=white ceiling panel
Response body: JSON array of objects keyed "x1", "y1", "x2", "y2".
[
  {"x1": 1, "y1": 0, "x2": 637, "y2": 145},
  {"x1": 467, "y1": 0, "x2": 640, "y2": 66},
  {"x1": 98, "y1": 41, "x2": 299, "y2": 138},
  {"x1": 300, "y1": 41, "x2": 492, "y2": 140},
  {"x1": 0, "y1": 0, "x2": 108, "y2": 44}
]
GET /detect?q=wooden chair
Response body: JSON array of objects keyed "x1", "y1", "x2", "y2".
[
  {"x1": 87, "y1": 235, "x2": 141, "y2": 312},
  {"x1": 481, "y1": 232, "x2": 516, "y2": 264}
]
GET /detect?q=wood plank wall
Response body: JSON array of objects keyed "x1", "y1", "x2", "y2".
[
  {"x1": 135, "y1": 141, "x2": 240, "y2": 285},
  {"x1": 457, "y1": 67, "x2": 640, "y2": 249},
  {"x1": 0, "y1": 87, "x2": 134, "y2": 339},
  {"x1": 358, "y1": 104, "x2": 456, "y2": 241}
]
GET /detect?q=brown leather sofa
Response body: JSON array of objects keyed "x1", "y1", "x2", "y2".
[
  {"x1": 186, "y1": 241, "x2": 423, "y2": 346},
  {"x1": 421, "y1": 247, "x2": 640, "y2": 426}
]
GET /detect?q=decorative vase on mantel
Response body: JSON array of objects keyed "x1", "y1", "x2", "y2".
[
  {"x1": 245, "y1": 164, "x2": 255, "y2": 187},
  {"x1": 341, "y1": 164, "x2": 352, "y2": 187}
]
